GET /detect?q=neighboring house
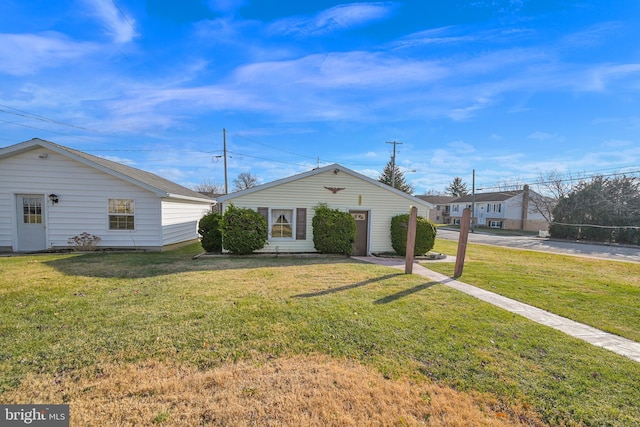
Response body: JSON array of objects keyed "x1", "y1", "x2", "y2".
[
  {"x1": 0, "y1": 138, "x2": 214, "y2": 252},
  {"x1": 448, "y1": 185, "x2": 549, "y2": 231},
  {"x1": 415, "y1": 195, "x2": 456, "y2": 224},
  {"x1": 215, "y1": 164, "x2": 433, "y2": 256}
]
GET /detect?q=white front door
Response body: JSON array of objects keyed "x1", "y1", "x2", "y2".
[{"x1": 16, "y1": 194, "x2": 47, "y2": 251}]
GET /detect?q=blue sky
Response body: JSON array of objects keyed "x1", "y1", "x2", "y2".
[{"x1": 1, "y1": 0, "x2": 640, "y2": 194}]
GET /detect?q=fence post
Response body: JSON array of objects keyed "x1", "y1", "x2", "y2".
[
  {"x1": 405, "y1": 206, "x2": 418, "y2": 274},
  {"x1": 454, "y1": 208, "x2": 471, "y2": 278}
]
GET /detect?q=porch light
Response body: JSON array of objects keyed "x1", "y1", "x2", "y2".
[{"x1": 49, "y1": 194, "x2": 59, "y2": 204}]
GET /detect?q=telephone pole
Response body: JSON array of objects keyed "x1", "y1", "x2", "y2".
[
  {"x1": 223, "y1": 128, "x2": 228, "y2": 195},
  {"x1": 386, "y1": 140, "x2": 402, "y2": 189}
]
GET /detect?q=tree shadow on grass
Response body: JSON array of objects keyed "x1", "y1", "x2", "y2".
[
  {"x1": 292, "y1": 274, "x2": 403, "y2": 298},
  {"x1": 43, "y1": 251, "x2": 355, "y2": 279},
  {"x1": 373, "y1": 281, "x2": 438, "y2": 305}
]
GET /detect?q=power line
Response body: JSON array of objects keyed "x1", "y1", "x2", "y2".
[
  {"x1": 0, "y1": 104, "x2": 107, "y2": 134},
  {"x1": 232, "y1": 133, "x2": 319, "y2": 161}
]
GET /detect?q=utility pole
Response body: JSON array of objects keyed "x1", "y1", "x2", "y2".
[
  {"x1": 386, "y1": 140, "x2": 402, "y2": 189},
  {"x1": 471, "y1": 169, "x2": 475, "y2": 233},
  {"x1": 223, "y1": 128, "x2": 228, "y2": 195}
]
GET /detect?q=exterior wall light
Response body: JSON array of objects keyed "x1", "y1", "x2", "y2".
[{"x1": 49, "y1": 194, "x2": 59, "y2": 204}]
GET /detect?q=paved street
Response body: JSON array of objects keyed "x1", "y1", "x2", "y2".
[{"x1": 436, "y1": 228, "x2": 640, "y2": 263}]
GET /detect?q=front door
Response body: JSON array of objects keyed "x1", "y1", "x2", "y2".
[
  {"x1": 350, "y1": 210, "x2": 368, "y2": 256},
  {"x1": 16, "y1": 194, "x2": 47, "y2": 251}
]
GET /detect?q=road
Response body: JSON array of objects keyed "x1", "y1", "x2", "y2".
[{"x1": 436, "y1": 229, "x2": 640, "y2": 263}]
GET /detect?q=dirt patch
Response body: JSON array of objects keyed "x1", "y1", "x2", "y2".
[{"x1": 2, "y1": 355, "x2": 543, "y2": 426}]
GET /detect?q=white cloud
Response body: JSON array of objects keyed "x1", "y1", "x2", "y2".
[
  {"x1": 81, "y1": 0, "x2": 137, "y2": 44},
  {"x1": 448, "y1": 141, "x2": 475, "y2": 154},
  {"x1": 269, "y1": 2, "x2": 397, "y2": 37},
  {"x1": 0, "y1": 32, "x2": 98, "y2": 76},
  {"x1": 602, "y1": 139, "x2": 632, "y2": 148},
  {"x1": 528, "y1": 131, "x2": 555, "y2": 140}
]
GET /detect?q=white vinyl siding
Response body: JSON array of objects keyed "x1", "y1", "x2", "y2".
[
  {"x1": 160, "y1": 199, "x2": 211, "y2": 246},
  {"x1": 219, "y1": 169, "x2": 429, "y2": 253},
  {"x1": 0, "y1": 148, "x2": 162, "y2": 250}
]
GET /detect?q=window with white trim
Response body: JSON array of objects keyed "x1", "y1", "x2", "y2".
[
  {"x1": 489, "y1": 220, "x2": 503, "y2": 229},
  {"x1": 108, "y1": 199, "x2": 135, "y2": 230},
  {"x1": 271, "y1": 208, "x2": 294, "y2": 239}
]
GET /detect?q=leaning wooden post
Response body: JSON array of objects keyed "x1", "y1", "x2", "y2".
[
  {"x1": 454, "y1": 208, "x2": 471, "y2": 278},
  {"x1": 405, "y1": 206, "x2": 418, "y2": 274}
]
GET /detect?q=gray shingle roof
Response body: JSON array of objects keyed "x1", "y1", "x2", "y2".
[{"x1": 452, "y1": 190, "x2": 523, "y2": 203}]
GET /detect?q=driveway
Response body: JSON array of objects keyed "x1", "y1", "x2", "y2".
[{"x1": 437, "y1": 229, "x2": 640, "y2": 263}]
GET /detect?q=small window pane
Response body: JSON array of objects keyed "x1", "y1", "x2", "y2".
[{"x1": 108, "y1": 199, "x2": 135, "y2": 230}]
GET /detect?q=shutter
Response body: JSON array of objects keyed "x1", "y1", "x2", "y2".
[
  {"x1": 258, "y1": 207, "x2": 269, "y2": 239},
  {"x1": 296, "y1": 208, "x2": 307, "y2": 240}
]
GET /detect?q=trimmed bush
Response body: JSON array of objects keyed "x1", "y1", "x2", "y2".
[
  {"x1": 220, "y1": 205, "x2": 268, "y2": 255},
  {"x1": 312, "y1": 204, "x2": 356, "y2": 255},
  {"x1": 198, "y1": 211, "x2": 223, "y2": 253},
  {"x1": 391, "y1": 213, "x2": 437, "y2": 256}
]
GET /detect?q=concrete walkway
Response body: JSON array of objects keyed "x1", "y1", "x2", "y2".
[{"x1": 352, "y1": 256, "x2": 640, "y2": 363}]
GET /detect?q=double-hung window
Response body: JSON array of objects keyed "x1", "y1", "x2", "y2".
[
  {"x1": 271, "y1": 208, "x2": 294, "y2": 239},
  {"x1": 109, "y1": 199, "x2": 135, "y2": 230}
]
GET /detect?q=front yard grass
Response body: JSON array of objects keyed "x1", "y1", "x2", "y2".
[
  {"x1": 427, "y1": 239, "x2": 640, "y2": 342},
  {"x1": 1, "y1": 244, "x2": 639, "y2": 425}
]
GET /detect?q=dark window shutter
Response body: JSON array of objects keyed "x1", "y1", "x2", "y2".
[
  {"x1": 258, "y1": 207, "x2": 269, "y2": 239},
  {"x1": 296, "y1": 208, "x2": 307, "y2": 240}
]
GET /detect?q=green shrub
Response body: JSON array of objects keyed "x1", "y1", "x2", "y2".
[
  {"x1": 220, "y1": 204, "x2": 268, "y2": 255},
  {"x1": 198, "y1": 211, "x2": 223, "y2": 253},
  {"x1": 312, "y1": 204, "x2": 356, "y2": 255},
  {"x1": 391, "y1": 213, "x2": 437, "y2": 256}
]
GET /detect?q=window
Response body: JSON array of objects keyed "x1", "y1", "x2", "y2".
[
  {"x1": 271, "y1": 208, "x2": 293, "y2": 238},
  {"x1": 23, "y1": 197, "x2": 42, "y2": 224},
  {"x1": 109, "y1": 199, "x2": 134, "y2": 230},
  {"x1": 452, "y1": 204, "x2": 459, "y2": 213},
  {"x1": 489, "y1": 220, "x2": 503, "y2": 229}
]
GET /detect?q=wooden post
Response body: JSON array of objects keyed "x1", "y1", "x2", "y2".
[
  {"x1": 405, "y1": 206, "x2": 418, "y2": 274},
  {"x1": 454, "y1": 208, "x2": 471, "y2": 278}
]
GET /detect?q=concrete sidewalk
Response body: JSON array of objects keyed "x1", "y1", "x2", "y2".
[{"x1": 352, "y1": 256, "x2": 640, "y2": 363}]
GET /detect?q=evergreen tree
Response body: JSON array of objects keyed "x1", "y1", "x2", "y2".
[
  {"x1": 446, "y1": 177, "x2": 469, "y2": 197},
  {"x1": 378, "y1": 158, "x2": 413, "y2": 194}
]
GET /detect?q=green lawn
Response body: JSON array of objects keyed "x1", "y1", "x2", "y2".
[
  {"x1": 427, "y1": 239, "x2": 640, "y2": 342},
  {"x1": 1, "y1": 244, "x2": 639, "y2": 425}
]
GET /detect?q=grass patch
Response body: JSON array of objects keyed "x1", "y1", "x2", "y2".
[
  {"x1": 1, "y1": 243, "x2": 639, "y2": 425},
  {"x1": 427, "y1": 239, "x2": 640, "y2": 342}
]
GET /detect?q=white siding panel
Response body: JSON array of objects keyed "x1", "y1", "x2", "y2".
[
  {"x1": 161, "y1": 199, "x2": 212, "y2": 245},
  {"x1": 0, "y1": 148, "x2": 163, "y2": 250},
  {"x1": 222, "y1": 169, "x2": 427, "y2": 253}
]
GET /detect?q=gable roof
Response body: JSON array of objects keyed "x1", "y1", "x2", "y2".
[
  {"x1": 217, "y1": 163, "x2": 433, "y2": 208},
  {"x1": 415, "y1": 195, "x2": 457, "y2": 205},
  {"x1": 452, "y1": 190, "x2": 523, "y2": 203},
  {"x1": 0, "y1": 138, "x2": 213, "y2": 203}
]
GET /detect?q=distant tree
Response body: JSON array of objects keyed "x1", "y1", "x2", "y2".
[
  {"x1": 233, "y1": 172, "x2": 258, "y2": 191},
  {"x1": 193, "y1": 179, "x2": 224, "y2": 196},
  {"x1": 446, "y1": 177, "x2": 468, "y2": 197},
  {"x1": 529, "y1": 170, "x2": 574, "y2": 224},
  {"x1": 378, "y1": 158, "x2": 413, "y2": 194},
  {"x1": 550, "y1": 175, "x2": 640, "y2": 244}
]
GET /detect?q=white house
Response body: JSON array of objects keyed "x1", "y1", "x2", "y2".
[
  {"x1": 0, "y1": 138, "x2": 214, "y2": 252},
  {"x1": 215, "y1": 164, "x2": 433, "y2": 256},
  {"x1": 448, "y1": 186, "x2": 549, "y2": 231}
]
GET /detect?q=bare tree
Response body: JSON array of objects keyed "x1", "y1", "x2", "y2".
[
  {"x1": 529, "y1": 170, "x2": 575, "y2": 223},
  {"x1": 193, "y1": 179, "x2": 224, "y2": 196},
  {"x1": 233, "y1": 172, "x2": 258, "y2": 191}
]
